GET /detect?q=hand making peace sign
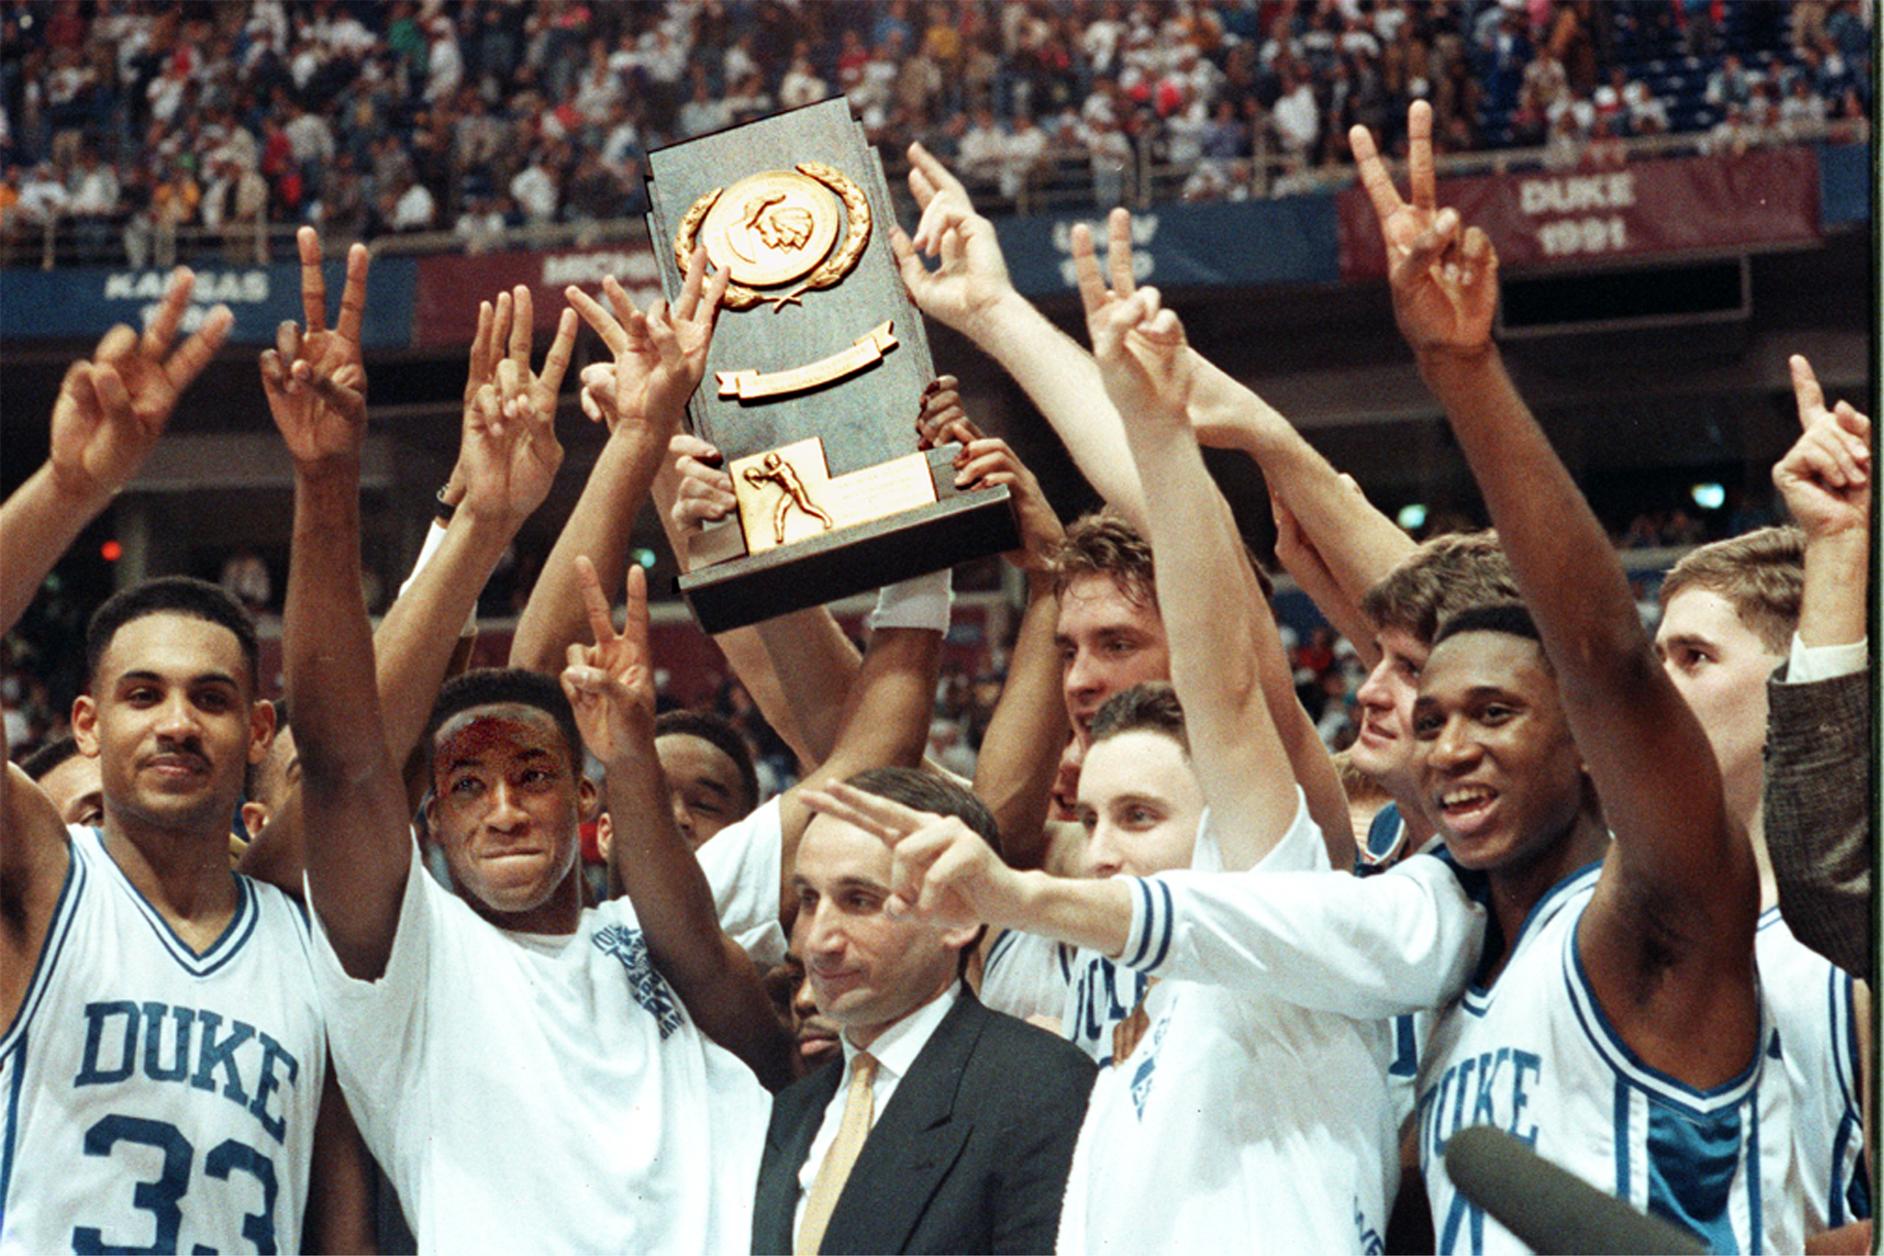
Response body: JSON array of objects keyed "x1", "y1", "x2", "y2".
[
  {"x1": 49, "y1": 267, "x2": 233, "y2": 500},
  {"x1": 561, "y1": 556, "x2": 658, "y2": 763},
  {"x1": 1351, "y1": 101, "x2": 1498, "y2": 356},
  {"x1": 262, "y1": 227, "x2": 371, "y2": 466}
]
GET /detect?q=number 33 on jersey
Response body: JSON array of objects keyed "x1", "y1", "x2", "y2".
[{"x1": 2, "y1": 828, "x2": 327, "y2": 1253}]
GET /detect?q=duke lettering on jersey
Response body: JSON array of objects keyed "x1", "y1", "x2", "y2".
[
  {"x1": 1418, "y1": 1048, "x2": 1544, "y2": 1253},
  {"x1": 1417, "y1": 1047, "x2": 1544, "y2": 1165},
  {"x1": 74, "y1": 1000, "x2": 301, "y2": 1143},
  {"x1": 1068, "y1": 953, "x2": 1147, "y2": 1065}
]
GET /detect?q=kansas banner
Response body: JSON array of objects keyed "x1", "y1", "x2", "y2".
[
  {"x1": 0, "y1": 256, "x2": 416, "y2": 347},
  {"x1": 1337, "y1": 146, "x2": 1821, "y2": 280}
]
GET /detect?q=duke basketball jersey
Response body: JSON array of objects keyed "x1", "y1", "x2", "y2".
[
  {"x1": 1, "y1": 827, "x2": 326, "y2": 1253},
  {"x1": 1757, "y1": 908, "x2": 1870, "y2": 1232},
  {"x1": 1417, "y1": 859, "x2": 1797, "y2": 1255}
]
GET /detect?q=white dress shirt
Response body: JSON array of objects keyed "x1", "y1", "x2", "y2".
[{"x1": 792, "y1": 981, "x2": 963, "y2": 1237}]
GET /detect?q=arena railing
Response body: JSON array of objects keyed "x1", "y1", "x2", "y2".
[{"x1": 4, "y1": 118, "x2": 1865, "y2": 271}]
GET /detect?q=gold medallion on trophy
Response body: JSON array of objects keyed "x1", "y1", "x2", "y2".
[{"x1": 674, "y1": 162, "x2": 872, "y2": 311}]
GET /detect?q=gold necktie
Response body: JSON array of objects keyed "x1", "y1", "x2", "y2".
[{"x1": 796, "y1": 1052, "x2": 879, "y2": 1256}]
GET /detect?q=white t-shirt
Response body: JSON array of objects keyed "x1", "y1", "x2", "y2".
[
  {"x1": 307, "y1": 844, "x2": 770, "y2": 1253},
  {"x1": 668, "y1": 796, "x2": 789, "y2": 970},
  {"x1": 1057, "y1": 798, "x2": 1402, "y2": 1254}
]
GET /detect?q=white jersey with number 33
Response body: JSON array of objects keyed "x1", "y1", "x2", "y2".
[{"x1": 1, "y1": 826, "x2": 326, "y2": 1254}]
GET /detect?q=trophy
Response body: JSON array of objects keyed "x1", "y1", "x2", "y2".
[{"x1": 643, "y1": 98, "x2": 1019, "y2": 633}]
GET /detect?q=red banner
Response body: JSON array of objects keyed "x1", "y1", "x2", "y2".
[
  {"x1": 1337, "y1": 146, "x2": 1821, "y2": 281},
  {"x1": 412, "y1": 242, "x2": 666, "y2": 350}
]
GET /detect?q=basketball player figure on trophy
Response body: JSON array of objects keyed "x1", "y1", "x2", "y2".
[{"x1": 743, "y1": 450, "x2": 836, "y2": 544}]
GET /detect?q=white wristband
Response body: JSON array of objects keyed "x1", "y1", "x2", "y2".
[
  {"x1": 398, "y1": 520, "x2": 478, "y2": 638},
  {"x1": 868, "y1": 567, "x2": 953, "y2": 633}
]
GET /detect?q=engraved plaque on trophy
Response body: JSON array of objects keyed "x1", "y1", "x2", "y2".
[{"x1": 643, "y1": 97, "x2": 1019, "y2": 633}]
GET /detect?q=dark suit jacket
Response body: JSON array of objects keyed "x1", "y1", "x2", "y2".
[
  {"x1": 1765, "y1": 661, "x2": 1871, "y2": 978},
  {"x1": 753, "y1": 989, "x2": 1096, "y2": 1254}
]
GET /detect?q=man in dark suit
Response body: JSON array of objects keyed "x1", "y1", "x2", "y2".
[{"x1": 754, "y1": 767, "x2": 1095, "y2": 1255}]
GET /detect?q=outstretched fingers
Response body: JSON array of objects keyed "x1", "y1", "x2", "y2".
[
  {"x1": 567, "y1": 284, "x2": 629, "y2": 354},
  {"x1": 1069, "y1": 222, "x2": 1109, "y2": 314},
  {"x1": 161, "y1": 305, "x2": 234, "y2": 394},
  {"x1": 1105, "y1": 207, "x2": 1136, "y2": 299},
  {"x1": 296, "y1": 226, "x2": 327, "y2": 332},
  {"x1": 538, "y1": 307, "x2": 579, "y2": 399},
  {"x1": 1348, "y1": 123, "x2": 1404, "y2": 226},
  {"x1": 1407, "y1": 99, "x2": 1437, "y2": 213},
  {"x1": 507, "y1": 285, "x2": 533, "y2": 369},
  {"x1": 674, "y1": 246, "x2": 708, "y2": 324},
  {"x1": 334, "y1": 242, "x2": 371, "y2": 345},
  {"x1": 140, "y1": 267, "x2": 195, "y2": 360},
  {"x1": 574, "y1": 555, "x2": 618, "y2": 645},
  {"x1": 1789, "y1": 354, "x2": 1827, "y2": 423}
]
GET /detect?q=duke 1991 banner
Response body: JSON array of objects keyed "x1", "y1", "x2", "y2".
[{"x1": 1336, "y1": 146, "x2": 1821, "y2": 281}]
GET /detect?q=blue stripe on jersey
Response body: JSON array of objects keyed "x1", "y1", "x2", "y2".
[
  {"x1": 0, "y1": 1027, "x2": 26, "y2": 1234},
  {"x1": 1564, "y1": 917, "x2": 1761, "y2": 1116},
  {"x1": 985, "y1": 928, "x2": 1018, "y2": 972},
  {"x1": 0, "y1": 846, "x2": 86, "y2": 1061},
  {"x1": 1643, "y1": 1090, "x2": 1744, "y2": 1253},
  {"x1": 1355, "y1": 803, "x2": 1405, "y2": 875},
  {"x1": 1455, "y1": 860, "x2": 1599, "y2": 1015},
  {"x1": 1145, "y1": 881, "x2": 1175, "y2": 971},
  {"x1": 92, "y1": 828, "x2": 259, "y2": 975},
  {"x1": 1125, "y1": 880, "x2": 1154, "y2": 968},
  {"x1": 1613, "y1": 1080, "x2": 1631, "y2": 1201},
  {"x1": 1388, "y1": 1015, "x2": 1419, "y2": 1080}
]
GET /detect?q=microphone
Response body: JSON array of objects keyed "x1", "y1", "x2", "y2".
[{"x1": 1444, "y1": 1125, "x2": 1705, "y2": 1255}]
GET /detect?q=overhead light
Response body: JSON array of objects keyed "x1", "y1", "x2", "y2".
[
  {"x1": 1690, "y1": 483, "x2": 1726, "y2": 510},
  {"x1": 1396, "y1": 503, "x2": 1428, "y2": 531}
]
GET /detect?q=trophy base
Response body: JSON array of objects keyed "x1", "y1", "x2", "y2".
[{"x1": 677, "y1": 484, "x2": 1018, "y2": 633}]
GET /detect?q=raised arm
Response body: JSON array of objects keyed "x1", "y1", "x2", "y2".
[
  {"x1": 268, "y1": 238, "x2": 415, "y2": 979},
  {"x1": 2, "y1": 271, "x2": 230, "y2": 1001},
  {"x1": 563, "y1": 557, "x2": 797, "y2": 1090},
  {"x1": 1355, "y1": 103, "x2": 1753, "y2": 995},
  {"x1": 509, "y1": 254, "x2": 726, "y2": 673},
  {"x1": 650, "y1": 427, "x2": 862, "y2": 769},
  {"x1": 803, "y1": 780, "x2": 1482, "y2": 1015},
  {"x1": 891, "y1": 144, "x2": 1149, "y2": 527},
  {"x1": 911, "y1": 394, "x2": 1074, "y2": 870},
  {"x1": 240, "y1": 278, "x2": 571, "y2": 891},
  {"x1": 1765, "y1": 356, "x2": 1872, "y2": 977},
  {"x1": 1085, "y1": 284, "x2": 1315, "y2": 869},
  {"x1": 1076, "y1": 225, "x2": 1354, "y2": 868}
]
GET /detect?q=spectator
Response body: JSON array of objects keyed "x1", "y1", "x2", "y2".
[
  {"x1": 1272, "y1": 68, "x2": 1319, "y2": 156},
  {"x1": 388, "y1": 170, "x2": 436, "y2": 232}
]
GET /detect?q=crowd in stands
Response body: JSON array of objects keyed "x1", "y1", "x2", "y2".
[{"x1": 0, "y1": 0, "x2": 1870, "y2": 263}]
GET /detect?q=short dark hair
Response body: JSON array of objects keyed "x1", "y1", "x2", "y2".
[
  {"x1": 1361, "y1": 531, "x2": 1519, "y2": 648},
  {"x1": 20, "y1": 734, "x2": 80, "y2": 781},
  {"x1": 425, "y1": 668, "x2": 583, "y2": 772},
  {"x1": 656, "y1": 708, "x2": 759, "y2": 812},
  {"x1": 86, "y1": 577, "x2": 260, "y2": 691},
  {"x1": 1433, "y1": 602, "x2": 1548, "y2": 668},
  {"x1": 844, "y1": 765, "x2": 1001, "y2": 973},
  {"x1": 1051, "y1": 510, "x2": 1157, "y2": 606},
  {"x1": 845, "y1": 765, "x2": 1003, "y2": 858},
  {"x1": 1090, "y1": 681, "x2": 1188, "y2": 754}
]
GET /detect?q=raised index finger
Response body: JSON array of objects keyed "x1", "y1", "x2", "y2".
[
  {"x1": 574, "y1": 555, "x2": 618, "y2": 645},
  {"x1": 1789, "y1": 354, "x2": 1827, "y2": 423},
  {"x1": 334, "y1": 242, "x2": 371, "y2": 345},
  {"x1": 140, "y1": 266, "x2": 195, "y2": 359},
  {"x1": 1407, "y1": 99, "x2": 1436, "y2": 213},
  {"x1": 1348, "y1": 124, "x2": 1404, "y2": 226},
  {"x1": 296, "y1": 226, "x2": 327, "y2": 333}
]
